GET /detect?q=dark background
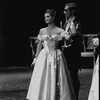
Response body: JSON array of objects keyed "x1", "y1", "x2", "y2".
[{"x1": 0, "y1": 0, "x2": 99, "y2": 67}]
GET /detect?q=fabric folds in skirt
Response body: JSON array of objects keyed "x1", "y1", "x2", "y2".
[{"x1": 26, "y1": 48, "x2": 76, "y2": 100}]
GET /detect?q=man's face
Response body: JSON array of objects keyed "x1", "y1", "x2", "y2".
[
  {"x1": 64, "y1": 6, "x2": 71, "y2": 18},
  {"x1": 44, "y1": 13, "x2": 54, "y2": 24}
]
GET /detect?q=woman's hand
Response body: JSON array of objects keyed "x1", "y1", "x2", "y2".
[
  {"x1": 31, "y1": 57, "x2": 37, "y2": 67},
  {"x1": 61, "y1": 31, "x2": 71, "y2": 40}
]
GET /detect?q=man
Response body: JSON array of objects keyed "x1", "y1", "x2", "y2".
[{"x1": 62, "y1": 3, "x2": 83, "y2": 100}]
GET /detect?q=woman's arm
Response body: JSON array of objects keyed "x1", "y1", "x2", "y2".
[
  {"x1": 60, "y1": 31, "x2": 71, "y2": 40},
  {"x1": 35, "y1": 29, "x2": 43, "y2": 58},
  {"x1": 31, "y1": 40, "x2": 43, "y2": 66},
  {"x1": 35, "y1": 40, "x2": 43, "y2": 59}
]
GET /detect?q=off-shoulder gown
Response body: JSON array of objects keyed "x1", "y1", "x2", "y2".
[{"x1": 26, "y1": 27, "x2": 76, "y2": 100}]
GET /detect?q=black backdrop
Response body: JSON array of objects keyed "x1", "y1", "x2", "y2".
[{"x1": 0, "y1": 0, "x2": 99, "y2": 67}]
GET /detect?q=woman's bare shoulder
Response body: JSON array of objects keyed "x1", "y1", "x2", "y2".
[
  {"x1": 55, "y1": 27, "x2": 64, "y2": 34},
  {"x1": 39, "y1": 27, "x2": 47, "y2": 35}
]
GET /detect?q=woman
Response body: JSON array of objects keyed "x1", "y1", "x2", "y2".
[
  {"x1": 26, "y1": 9, "x2": 76, "y2": 100},
  {"x1": 88, "y1": 37, "x2": 99, "y2": 100}
]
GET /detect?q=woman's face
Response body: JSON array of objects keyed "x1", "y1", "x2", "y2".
[{"x1": 44, "y1": 13, "x2": 54, "y2": 24}]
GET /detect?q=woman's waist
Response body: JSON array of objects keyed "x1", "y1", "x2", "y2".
[
  {"x1": 44, "y1": 46, "x2": 57, "y2": 53},
  {"x1": 43, "y1": 46, "x2": 62, "y2": 54}
]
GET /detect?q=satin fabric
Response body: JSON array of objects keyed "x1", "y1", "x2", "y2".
[
  {"x1": 26, "y1": 49, "x2": 76, "y2": 100},
  {"x1": 88, "y1": 56, "x2": 99, "y2": 100}
]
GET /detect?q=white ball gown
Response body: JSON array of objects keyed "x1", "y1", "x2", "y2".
[
  {"x1": 88, "y1": 55, "x2": 99, "y2": 100},
  {"x1": 26, "y1": 27, "x2": 77, "y2": 100}
]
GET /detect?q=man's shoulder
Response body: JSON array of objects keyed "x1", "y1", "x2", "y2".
[{"x1": 73, "y1": 17, "x2": 81, "y2": 24}]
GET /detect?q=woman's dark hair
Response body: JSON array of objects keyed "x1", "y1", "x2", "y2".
[{"x1": 45, "y1": 9, "x2": 56, "y2": 17}]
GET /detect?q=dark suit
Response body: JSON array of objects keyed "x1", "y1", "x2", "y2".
[{"x1": 61, "y1": 17, "x2": 83, "y2": 99}]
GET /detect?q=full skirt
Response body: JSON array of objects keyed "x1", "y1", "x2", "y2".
[{"x1": 26, "y1": 49, "x2": 76, "y2": 100}]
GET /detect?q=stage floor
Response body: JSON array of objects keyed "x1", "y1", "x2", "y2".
[{"x1": 0, "y1": 68, "x2": 93, "y2": 100}]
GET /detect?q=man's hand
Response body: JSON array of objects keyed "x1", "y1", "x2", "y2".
[{"x1": 70, "y1": 22, "x2": 78, "y2": 35}]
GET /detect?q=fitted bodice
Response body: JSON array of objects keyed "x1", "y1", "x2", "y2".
[
  {"x1": 43, "y1": 35, "x2": 61, "y2": 53},
  {"x1": 38, "y1": 27, "x2": 64, "y2": 53}
]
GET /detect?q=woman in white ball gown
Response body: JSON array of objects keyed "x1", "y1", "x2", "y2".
[
  {"x1": 88, "y1": 37, "x2": 99, "y2": 100},
  {"x1": 26, "y1": 9, "x2": 77, "y2": 100}
]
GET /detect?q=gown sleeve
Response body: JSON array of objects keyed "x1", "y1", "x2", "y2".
[
  {"x1": 37, "y1": 28, "x2": 44, "y2": 41},
  {"x1": 37, "y1": 34, "x2": 42, "y2": 41}
]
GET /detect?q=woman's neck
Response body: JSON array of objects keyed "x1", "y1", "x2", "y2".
[
  {"x1": 46, "y1": 23, "x2": 57, "y2": 35},
  {"x1": 47, "y1": 23, "x2": 56, "y2": 29}
]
